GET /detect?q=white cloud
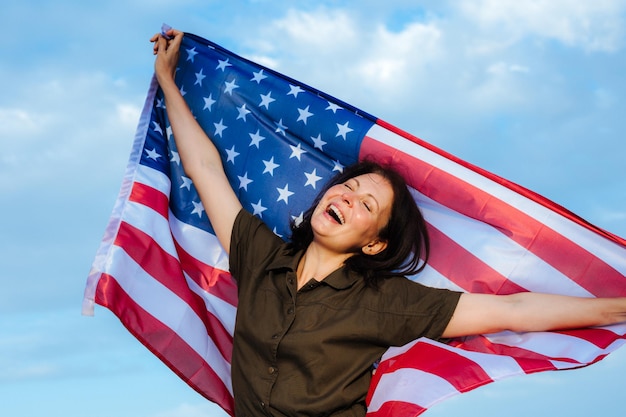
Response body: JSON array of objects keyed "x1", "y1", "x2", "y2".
[
  {"x1": 222, "y1": 1, "x2": 624, "y2": 196},
  {"x1": 116, "y1": 102, "x2": 143, "y2": 127},
  {"x1": 354, "y1": 21, "x2": 443, "y2": 92},
  {"x1": 0, "y1": 71, "x2": 139, "y2": 193},
  {"x1": 272, "y1": 8, "x2": 359, "y2": 50},
  {"x1": 486, "y1": 63, "x2": 530, "y2": 75},
  {"x1": 0, "y1": 107, "x2": 47, "y2": 138},
  {"x1": 246, "y1": 7, "x2": 446, "y2": 111},
  {"x1": 458, "y1": 0, "x2": 625, "y2": 52}
]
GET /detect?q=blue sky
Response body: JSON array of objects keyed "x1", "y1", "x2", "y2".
[{"x1": 1, "y1": 1, "x2": 625, "y2": 416}]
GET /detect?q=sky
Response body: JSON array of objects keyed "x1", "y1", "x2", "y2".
[{"x1": 1, "y1": 0, "x2": 625, "y2": 416}]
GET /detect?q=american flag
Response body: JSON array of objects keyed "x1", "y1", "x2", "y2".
[{"x1": 83, "y1": 31, "x2": 626, "y2": 416}]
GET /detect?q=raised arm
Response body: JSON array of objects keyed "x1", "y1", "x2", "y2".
[
  {"x1": 151, "y1": 29, "x2": 242, "y2": 254},
  {"x1": 442, "y1": 291, "x2": 626, "y2": 339}
]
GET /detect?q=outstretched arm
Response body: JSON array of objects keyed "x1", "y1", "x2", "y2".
[
  {"x1": 442, "y1": 291, "x2": 626, "y2": 339},
  {"x1": 151, "y1": 29, "x2": 242, "y2": 254}
]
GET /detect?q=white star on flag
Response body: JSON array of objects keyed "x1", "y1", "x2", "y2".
[
  {"x1": 216, "y1": 58, "x2": 231, "y2": 71},
  {"x1": 249, "y1": 130, "x2": 265, "y2": 148},
  {"x1": 251, "y1": 69, "x2": 267, "y2": 84},
  {"x1": 288, "y1": 84, "x2": 305, "y2": 97},
  {"x1": 195, "y1": 68, "x2": 206, "y2": 86},
  {"x1": 276, "y1": 184, "x2": 294, "y2": 204},
  {"x1": 224, "y1": 79, "x2": 239, "y2": 95},
  {"x1": 180, "y1": 176, "x2": 193, "y2": 190},
  {"x1": 289, "y1": 143, "x2": 307, "y2": 161},
  {"x1": 145, "y1": 148, "x2": 161, "y2": 161},
  {"x1": 304, "y1": 169, "x2": 322, "y2": 189},
  {"x1": 226, "y1": 145, "x2": 239, "y2": 164},
  {"x1": 336, "y1": 121, "x2": 353, "y2": 140},
  {"x1": 191, "y1": 200, "x2": 204, "y2": 217},
  {"x1": 186, "y1": 47, "x2": 198, "y2": 62},
  {"x1": 203, "y1": 94, "x2": 216, "y2": 111},
  {"x1": 237, "y1": 104, "x2": 251, "y2": 121},
  {"x1": 260, "y1": 91, "x2": 275, "y2": 109},
  {"x1": 297, "y1": 106, "x2": 314, "y2": 124},
  {"x1": 263, "y1": 157, "x2": 280, "y2": 176},
  {"x1": 238, "y1": 173, "x2": 253, "y2": 190},
  {"x1": 214, "y1": 119, "x2": 227, "y2": 137},
  {"x1": 251, "y1": 199, "x2": 267, "y2": 217}
]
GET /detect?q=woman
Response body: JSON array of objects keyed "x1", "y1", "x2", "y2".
[{"x1": 152, "y1": 29, "x2": 626, "y2": 417}]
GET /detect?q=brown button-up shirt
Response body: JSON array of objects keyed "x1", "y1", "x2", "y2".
[{"x1": 230, "y1": 209, "x2": 461, "y2": 417}]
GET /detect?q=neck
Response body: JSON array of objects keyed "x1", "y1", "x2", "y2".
[{"x1": 296, "y1": 243, "x2": 350, "y2": 290}]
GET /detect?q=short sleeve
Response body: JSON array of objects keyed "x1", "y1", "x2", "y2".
[
  {"x1": 375, "y1": 277, "x2": 462, "y2": 345},
  {"x1": 229, "y1": 209, "x2": 285, "y2": 285}
]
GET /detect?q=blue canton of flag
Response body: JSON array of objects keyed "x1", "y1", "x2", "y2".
[{"x1": 145, "y1": 33, "x2": 375, "y2": 238}]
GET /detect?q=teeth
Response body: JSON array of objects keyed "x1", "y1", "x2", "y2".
[{"x1": 328, "y1": 205, "x2": 345, "y2": 225}]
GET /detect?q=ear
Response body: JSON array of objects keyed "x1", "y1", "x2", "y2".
[{"x1": 362, "y1": 238, "x2": 388, "y2": 256}]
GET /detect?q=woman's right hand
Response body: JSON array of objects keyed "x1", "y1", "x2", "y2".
[{"x1": 150, "y1": 29, "x2": 184, "y2": 85}]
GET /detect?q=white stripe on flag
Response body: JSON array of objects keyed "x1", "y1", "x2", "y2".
[
  {"x1": 367, "y1": 123, "x2": 626, "y2": 272},
  {"x1": 368, "y1": 368, "x2": 457, "y2": 412},
  {"x1": 134, "y1": 163, "x2": 171, "y2": 195},
  {"x1": 184, "y1": 273, "x2": 237, "y2": 335},
  {"x1": 416, "y1": 190, "x2": 594, "y2": 297},
  {"x1": 485, "y1": 327, "x2": 626, "y2": 363},
  {"x1": 106, "y1": 245, "x2": 233, "y2": 392},
  {"x1": 170, "y1": 214, "x2": 230, "y2": 272}
]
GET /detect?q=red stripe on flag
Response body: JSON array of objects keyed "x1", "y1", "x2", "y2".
[
  {"x1": 449, "y1": 335, "x2": 561, "y2": 372},
  {"x1": 427, "y1": 224, "x2": 527, "y2": 294},
  {"x1": 115, "y1": 221, "x2": 234, "y2": 362},
  {"x1": 373, "y1": 342, "x2": 494, "y2": 394},
  {"x1": 361, "y1": 134, "x2": 626, "y2": 297},
  {"x1": 130, "y1": 182, "x2": 169, "y2": 218},
  {"x1": 556, "y1": 327, "x2": 626, "y2": 350},
  {"x1": 95, "y1": 274, "x2": 235, "y2": 415},
  {"x1": 128, "y1": 180, "x2": 239, "y2": 307},
  {"x1": 366, "y1": 401, "x2": 426, "y2": 417},
  {"x1": 373, "y1": 118, "x2": 626, "y2": 247},
  {"x1": 173, "y1": 239, "x2": 239, "y2": 307}
]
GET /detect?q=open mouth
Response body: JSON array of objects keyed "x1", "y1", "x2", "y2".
[{"x1": 326, "y1": 205, "x2": 345, "y2": 225}]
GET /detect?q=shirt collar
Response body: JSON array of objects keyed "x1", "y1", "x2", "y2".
[
  {"x1": 266, "y1": 244, "x2": 360, "y2": 290},
  {"x1": 323, "y1": 267, "x2": 360, "y2": 290}
]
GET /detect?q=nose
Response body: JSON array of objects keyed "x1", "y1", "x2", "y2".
[{"x1": 341, "y1": 191, "x2": 355, "y2": 206}]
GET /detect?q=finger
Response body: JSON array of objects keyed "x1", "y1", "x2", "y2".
[
  {"x1": 165, "y1": 28, "x2": 183, "y2": 39},
  {"x1": 167, "y1": 31, "x2": 184, "y2": 51},
  {"x1": 151, "y1": 36, "x2": 160, "y2": 54},
  {"x1": 153, "y1": 35, "x2": 166, "y2": 55}
]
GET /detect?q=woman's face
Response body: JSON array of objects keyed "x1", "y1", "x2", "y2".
[{"x1": 310, "y1": 172, "x2": 394, "y2": 255}]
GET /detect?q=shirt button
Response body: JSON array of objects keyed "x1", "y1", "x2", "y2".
[
  {"x1": 268, "y1": 366, "x2": 277, "y2": 375},
  {"x1": 288, "y1": 278, "x2": 294, "y2": 285},
  {"x1": 287, "y1": 307, "x2": 294, "y2": 314},
  {"x1": 272, "y1": 334, "x2": 280, "y2": 339}
]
